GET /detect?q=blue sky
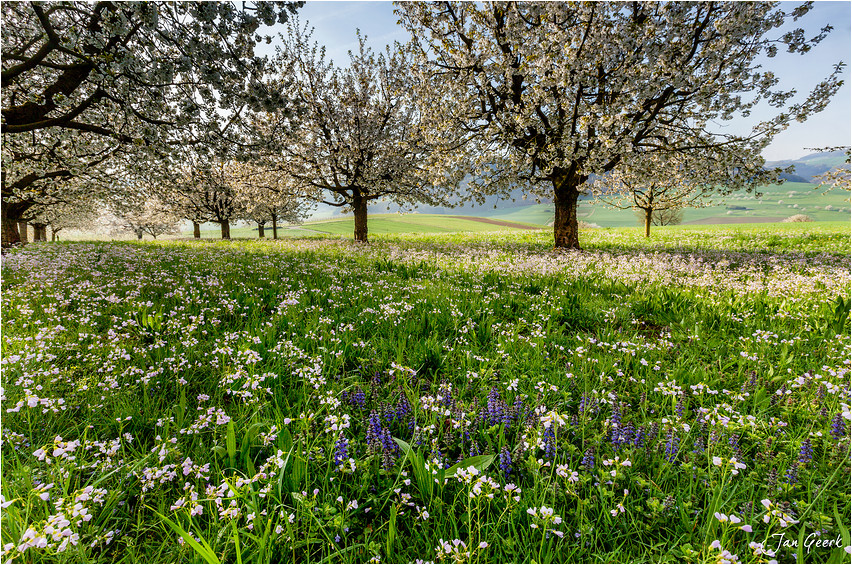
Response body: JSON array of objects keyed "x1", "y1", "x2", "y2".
[{"x1": 275, "y1": 0, "x2": 850, "y2": 162}]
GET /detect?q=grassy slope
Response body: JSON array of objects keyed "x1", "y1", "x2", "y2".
[
  {"x1": 187, "y1": 215, "x2": 543, "y2": 239},
  {"x1": 302, "y1": 215, "x2": 541, "y2": 235}
]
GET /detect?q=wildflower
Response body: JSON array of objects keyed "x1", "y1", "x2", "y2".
[
  {"x1": 542, "y1": 427, "x2": 556, "y2": 459},
  {"x1": 498, "y1": 446, "x2": 512, "y2": 481},
  {"x1": 784, "y1": 465, "x2": 799, "y2": 485},
  {"x1": 333, "y1": 435, "x2": 349, "y2": 468},
  {"x1": 664, "y1": 428, "x2": 680, "y2": 464},
  {"x1": 797, "y1": 438, "x2": 813, "y2": 465},
  {"x1": 830, "y1": 413, "x2": 846, "y2": 440},
  {"x1": 749, "y1": 541, "x2": 775, "y2": 557},
  {"x1": 487, "y1": 387, "x2": 506, "y2": 425},
  {"x1": 729, "y1": 458, "x2": 746, "y2": 475},
  {"x1": 609, "y1": 400, "x2": 622, "y2": 448},
  {"x1": 581, "y1": 446, "x2": 595, "y2": 470}
]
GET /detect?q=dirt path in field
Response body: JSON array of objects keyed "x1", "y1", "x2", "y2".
[
  {"x1": 684, "y1": 216, "x2": 787, "y2": 225},
  {"x1": 450, "y1": 216, "x2": 543, "y2": 230}
]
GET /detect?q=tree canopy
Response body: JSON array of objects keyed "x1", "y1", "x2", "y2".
[
  {"x1": 399, "y1": 1, "x2": 844, "y2": 248},
  {"x1": 258, "y1": 22, "x2": 462, "y2": 242},
  {"x1": 1, "y1": 1, "x2": 303, "y2": 245}
]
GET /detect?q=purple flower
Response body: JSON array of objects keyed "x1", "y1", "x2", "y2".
[
  {"x1": 830, "y1": 413, "x2": 846, "y2": 440},
  {"x1": 797, "y1": 438, "x2": 813, "y2": 466},
  {"x1": 609, "y1": 401, "x2": 622, "y2": 448},
  {"x1": 581, "y1": 446, "x2": 595, "y2": 470},
  {"x1": 333, "y1": 435, "x2": 349, "y2": 467},
  {"x1": 379, "y1": 427, "x2": 398, "y2": 469},
  {"x1": 366, "y1": 410, "x2": 383, "y2": 453},
  {"x1": 784, "y1": 465, "x2": 799, "y2": 485},
  {"x1": 675, "y1": 393, "x2": 686, "y2": 420},
  {"x1": 543, "y1": 427, "x2": 556, "y2": 459},
  {"x1": 499, "y1": 446, "x2": 512, "y2": 481},
  {"x1": 487, "y1": 386, "x2": 507, "y2": 426},
  {"x1": 633, "y1": 424, "x2": 647, "y2": 449},
  {"x1": 664, "y1": 428, "x2": 680, "y2": 464}
]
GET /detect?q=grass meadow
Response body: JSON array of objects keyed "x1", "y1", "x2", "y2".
[
  {"x1": 447, "y1": 182, "x2": 852, "y2": 227},
  {"x1": 182, "y1": 215, "x2": 540, "y2": 240},
  {"x1": 1, "y1": 224, "x2": 850, "y2": 563}
]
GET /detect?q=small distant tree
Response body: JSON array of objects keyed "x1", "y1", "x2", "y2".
[
  {"x1": 592, "y1": 152, "x2": 718, "y2": 237},
  {"x1": 783, "y1": 214, "x2": 814, "y2": 223},
  {"x1": 230, "y1": 161, "x2": 310, "y2": 239},
  {"x1": 107, "y1": 197, "x2": 180, "y2": 240},
  {"x1": 636, "y1": 208, "x2": 684, "y2": 229},
  {"x1": 166, "y1": 161, "x2": 246, "y2": 240}
]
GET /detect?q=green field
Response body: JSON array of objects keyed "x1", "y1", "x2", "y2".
[
  {"x1": 465, "y1": 182, "x2": 851, "y2": 228},
  {"x1": 186, "y1": 214, "x2": 544, "y2": 239},
  {"x1": 2, "y1": 225, "x2": 850, "y2": 563}
]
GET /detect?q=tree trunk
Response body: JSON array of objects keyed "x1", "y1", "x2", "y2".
[
  {"x1": 220, "y1": 220, "x2": 231, "y2": 239},
  {"x1": 1, "y1": 205, "x2": 22, "y2": 247},
  {"x1": 644, "y1": 208, "x2": 653, "y2": 238},
  {"x1": 193, "y1": 221, "x2": 201, "y2": 239},
  {"x1": 257, "y1": 222, "x2": 265, "y2": 238},
  {"x1": 353, "y1": 195, "x2": 368, "y2": 242},
  {"x1": 51, "y1": 227, "x2": 61, "y2": 242},
  {"x1": 137, "y1": 231, "x2": 143, "y2": 240},
  {"x1": 552, "y1": 171, "x2": 586, "y2": 249},
  {"x1": 271, "y1": 213, "x2": 278, "y2": 239},
  {"x1": 32, "y1": 223, "x2": 48, "y2": 241},
  {"x1": 18, "y1": 222, "x2": 28, "y2": 243}
]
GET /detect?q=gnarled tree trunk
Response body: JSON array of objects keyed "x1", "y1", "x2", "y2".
[
  {"x1": 353, "y1": 194, "x2": 368, "y2": 243},
  {"x1": 1, "y1": 203, "x2": 25, "y2": 247},
  {"x1": 32, "y1": 223, "x2": 48, "y2": 241},
  {"x1": 552, "y1": 169, "x2": 587, "y2": 249},
  {"x1": 220, "y1": 220, "x2": 231, "y2": 239},
  {"x1": 18, "y1": 222, "x2": 28, "y2": 243},
  {"x1": 193, "y1": 221, "x2": 201, "y2": 239},
  {"x1": 257, "y1": 222, "x2": 265, "y2": 238}
]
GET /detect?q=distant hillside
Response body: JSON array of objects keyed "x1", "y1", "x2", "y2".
[
  {"x1": 368, "y1": 186, "x2": 551, "y2": 216},
  {"x1": 766, "y1": 149, "x2": 849, "y2": 182}
]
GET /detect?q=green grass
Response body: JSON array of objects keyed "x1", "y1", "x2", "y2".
[
  {"x1": 299, "y1": 214, "x2": 542, "y2": 235},
  {"x1": 2, "y1": 225, "x2": 850, "y2": 563},
  {"x1": 183, "y1": 214, "x2": 544, "y2": 239},
  {"x1": 478, "y1": 182, "x2": 851, "y2": 228}
]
